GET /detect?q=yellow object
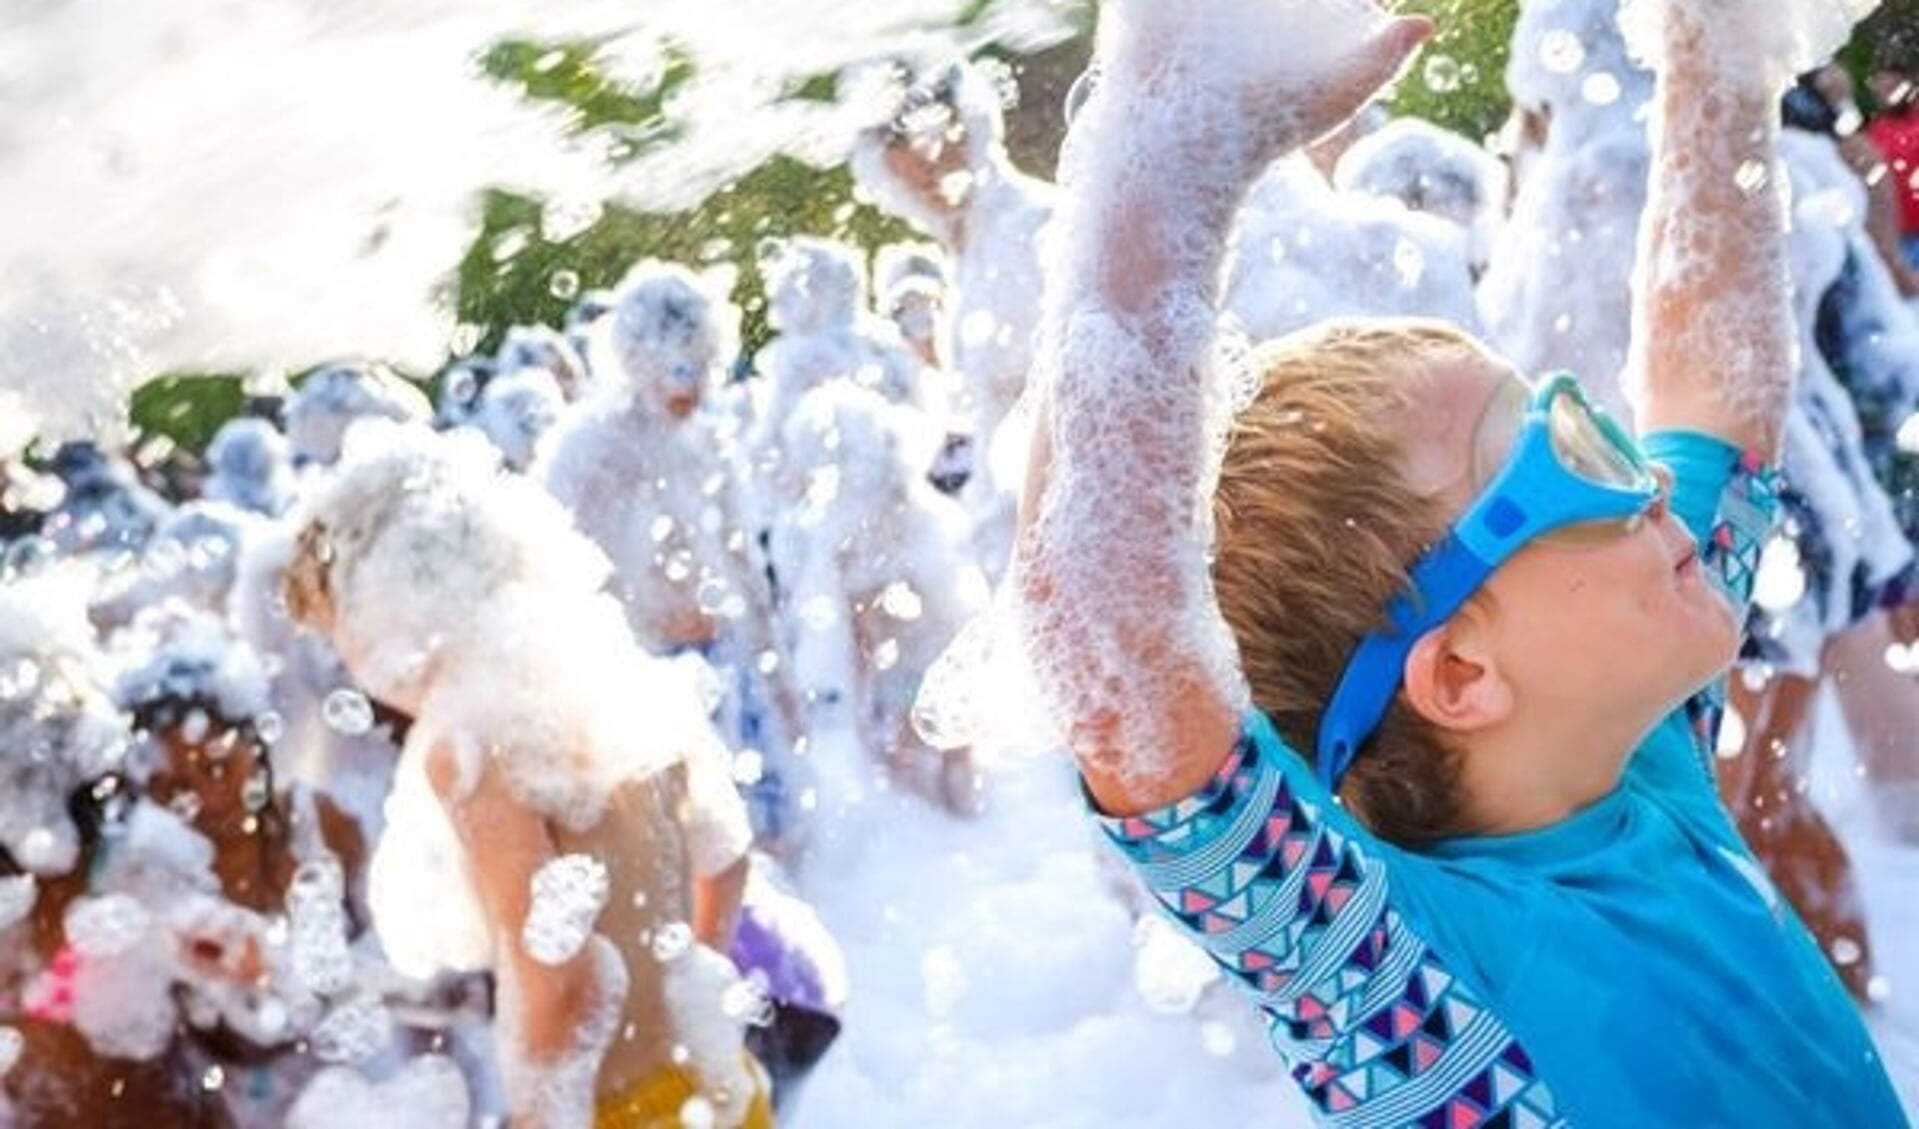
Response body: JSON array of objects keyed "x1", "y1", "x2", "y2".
[{"x1": 593, "y1": 1058, "x2": 775, "y2": 1129}]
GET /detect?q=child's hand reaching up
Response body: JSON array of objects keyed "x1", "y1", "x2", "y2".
[{"x1": 1082, "y1": 0, "x2": 1432, "y2": 187}]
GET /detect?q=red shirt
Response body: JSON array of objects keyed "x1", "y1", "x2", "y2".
[{"x1": 1868, "y1": 109, "x2": 1919, "y2": 236}]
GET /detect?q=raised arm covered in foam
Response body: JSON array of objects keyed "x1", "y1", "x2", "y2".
[
  {"x1": 1625, "y1": 0, "x2": 1808, "y2": 458},
  {"x1": 1013, "y1": 0, "x2": 1430, "y2": 815}
]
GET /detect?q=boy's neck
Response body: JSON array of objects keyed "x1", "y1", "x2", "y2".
[{"x1": 1453, "y1": 702, "x2": 1646, "y2": 837}]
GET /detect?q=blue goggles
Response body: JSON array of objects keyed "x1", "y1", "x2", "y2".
[{"x1": 1315, "y1": 373, "x2": 1661, "y2": 793}]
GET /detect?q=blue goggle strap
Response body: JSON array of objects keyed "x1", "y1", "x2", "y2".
[
  {"x1": 1315, "y1": 533, "x2": 1495, "y2": 791},
  {"x1": 1312, "y1": 396, "x2": 1657, "y2": 793}
]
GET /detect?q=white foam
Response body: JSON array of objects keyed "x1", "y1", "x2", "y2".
[
  {"x1": 1618, "y1": 0, "x2": 1879, "y2": 89},
  {"x1": 0, "y1": 875, "x2": 34, "y2": 932},
  {"x1": 0, "y1": 569, "x2": 132, "y2": 875},
  {"x1": 849, "y1": 59, "x2": 1057, "y2": 579},
  {"x1": 497, "y1": 933, "x2": 628, "y2": 1128},
  {"x1": 288, "y1": 1054, "x2": 472, "y2": 1129},
  {"x1": 522, "y1": 853, "x2": 611, "y2": 966}
]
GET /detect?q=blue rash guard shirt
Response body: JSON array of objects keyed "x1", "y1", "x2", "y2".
[{"x1": 1093, "y1": 432, "x2": 1908, "y2": 1128}]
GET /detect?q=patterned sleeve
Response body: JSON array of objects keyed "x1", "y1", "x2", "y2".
[{"x1": 1091, "y1": 712, "x2": 1563, "y2": 1127}]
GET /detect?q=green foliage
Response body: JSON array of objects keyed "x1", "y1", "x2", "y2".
[
  {"x1": 1386, "y1": 0, "x2": 1521, "y2": 142},
  {"x1": 453, "y1": 158, "x2": 917, "y2": 363},
  {"x1": 479, "y1": 37, "x2": 695, "y2": 157},
  {"x1": 127, "y1": 375, "x2": 248, "y2": 454}
]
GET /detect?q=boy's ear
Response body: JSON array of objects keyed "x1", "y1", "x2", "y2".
[{"x1": 1402, "y1": 627, "x2": 1513, "y2": 734}]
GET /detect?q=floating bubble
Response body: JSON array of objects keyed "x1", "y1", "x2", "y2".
[
  {"x1": 202, "y1": 1065, "x2": 226, "y2": 1092},
  {"x1": 322, "y1": 688, "x2": 375, "y2": 736},
  {"x1": 1734, "y1": 160, "x2": 1771, "y2": 196},
  {"x1": 1422, "y1": 55, "x2": 1462, "y2": 94},
  {"x1": 872, "y1": 638, "x2": 900, "y2": 672},
  {"x1": 255, "y1": 711, "x2": 284, "y2": 745},
  {"x1": 650, "y1": 921, "x2": 694, "y2": 963},
  {"x1": 548, "y1": 270, "x2": 582, "y2": 301},
  {"x1": 1539, "y1": 29, "x2": 1587, "y2": 75},
  {"x1": 719, "y1": 977, "x2": 775, "y2": 1028},
  {"x1": 1867, "y1": 975, "x2": 1892, "y2": 1004},
  {"x1": 1831, "y1": 937, "x2": 1863, "y2": 966},
  {"x1": 1582, "y1": 72, "x2": 1622, "y2": 106},
  {"x1": 695, "y1": 577, "x2": 732, "y2": 616},
  {"x1": 522, "y1": 854, "x2": 610, "y2": 966},
  {"x1": 1715, "y1": 707, "x2": 1747, "y2": 760},
  {"x1": 679, "y1": 1096, "x2": 715, "y2": 1129},
  {"x1": 1752, "y1": 536, "x2": 1807, "y2": 613},
  {"x1": 1200, "y1": 1020, "x2": 1237, "y2": 1058},
  {"x1": 877, "y1": 581, "x2": 923, "y2": 621}
]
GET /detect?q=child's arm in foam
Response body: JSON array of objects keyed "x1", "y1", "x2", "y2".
[
  {"x1": 425, "y1": 743, "x2": 603, "y2": 1073},
  {"x1": 1013, "y1": 0, "x2": 1430, "y2": 815},
  {"x1": 1627, "y1": 1, "x2": 1793, "y2": 460}
]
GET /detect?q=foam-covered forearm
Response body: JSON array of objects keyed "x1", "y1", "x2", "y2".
[{"x1": 1626, "y1": 0, "x2": 1796, "y2": 451}]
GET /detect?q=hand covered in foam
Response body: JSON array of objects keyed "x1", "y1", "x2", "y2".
[
  {"x1": 1085, "y1": 0, "x2": 1432, "y2": 184},
  {"x1": 1619, "y1": 0, "x2": 1877, "y2": 92}
]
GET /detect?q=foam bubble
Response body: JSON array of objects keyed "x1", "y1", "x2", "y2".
[
  {"x1": 288, "y1": 1054, "x2": 471, "y2": 1129},
  {"x1": 521, "y1": 854, "x2": 610, "y2": 966}
]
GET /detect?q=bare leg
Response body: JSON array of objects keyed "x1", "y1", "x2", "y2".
[
  {"x1": 1719, "y1": 673, "x2": 1876, "y2": 1000},
  {"x1": 1824, "y1": 611, "x2": 1919, "y2": 842}
]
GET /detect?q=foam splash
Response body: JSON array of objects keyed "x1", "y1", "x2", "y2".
[{"x1": 0, "y1": 0, "x2": 1079, "y2": 449}]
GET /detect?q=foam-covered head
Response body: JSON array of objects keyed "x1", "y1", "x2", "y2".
[
  {"x1": 1506, "y1": 0, "x2": 1651, "y2": 128},
  {"x1": 496, "y1": 325, "x2": 590, "y2": 402},
  {"x1": 875, "y1": 243, "x2": 949, "y2": 301},
  {"x1": 471, "y1": 368, "x2": 565, "y2": 471},
  {"x1": 0, "y1": 569, "x2": 131, "y2": 873},
  {"x1": 284, "y1": 363, "x2": 433, "y2": 468},
  {"x1": 111, "y1": 604, "x2": 272, "y2": 735},
  {"x1": 763, "y1": 237, "x2": 866, "y2": 335},
  {"x1": 849, "y1": 59, "x2": 1012, "y2": 237},
  {"x1": 434, "y1": 356, "x2": 498, "y2": 429},
  {"x1": 1334, "y1": 118, "x2": 1508, "y2": 234},
  {"x1": 876, "y1": 244, "x2": 950, "y2": 355},
  {"x1": 282, "y1": 422, "x2": 610, "y2": 710},
  {"x1": 40, "y1": 445, "x2": 171, "y2": 555},
  {"x1": 203, "y1": 418, "x2": 295, "y2": 516},
  {"x1": 780, "y1": 382, "x2": 937, "y2": 513},
  {"x1": 594, "y1": 261, "x2": 739, "y2": 418}
]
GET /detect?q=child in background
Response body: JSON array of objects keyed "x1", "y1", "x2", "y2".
[
  {"x1": 284, "y1": 425, "x2": 769, "y2": 1128},
  {"x1": 1012, "y1": 0, "x2": 1905, "y2": 1124}
]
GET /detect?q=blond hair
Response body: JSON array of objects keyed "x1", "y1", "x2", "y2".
[{"x1": 1212, "y1": 318, "x2": 1495, "y2": 844}]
